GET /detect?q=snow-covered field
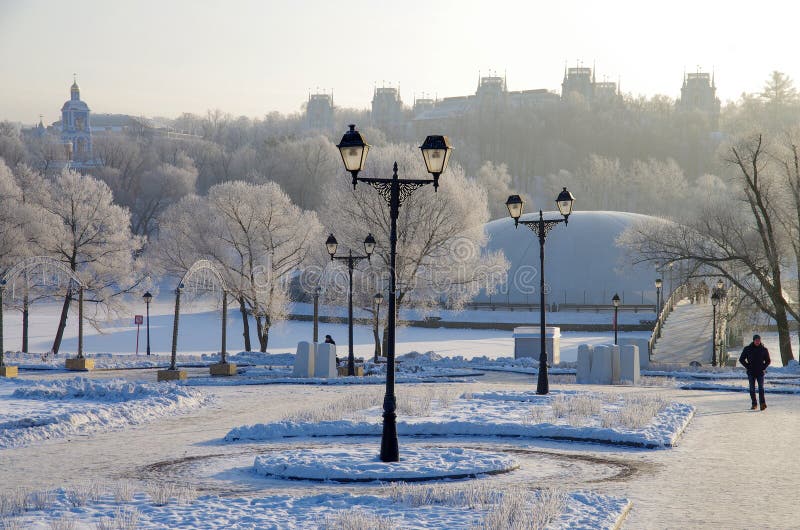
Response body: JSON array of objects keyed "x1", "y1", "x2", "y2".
[
  {"x1": 0, "y1": 377, "x2": 210, "y2": 449},
  {"x1": 0, "y1": 300, "x2": 650, "y2": 362},
  {"x1": 227, "y1": 388, "x2": 694, "y2": 448}
]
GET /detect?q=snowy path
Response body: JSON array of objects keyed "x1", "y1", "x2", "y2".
[
  {"x1": 652, "y1": 299, "x2": 714, "y2": 364},
  {"x1": 2, "y1": 370, "x2": 798, "y2": 529}
]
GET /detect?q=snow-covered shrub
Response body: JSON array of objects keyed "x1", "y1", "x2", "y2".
[
  {"x1": 95, "y1": 508, "x2": 140, "y2": 530},
  {"x1": 287, "y1": 389, "x2": 383, "y2": 423},
  {"x1": 551, "y1": 394, "x2": 602, "y2": 424},
  {"x1": 521, "y1": 406, "x2": 547, "y2": 425},
  {"x1": 27, "y1": 489, "x2": 54, "y2": 511},
  {"x1": 112, "y1": 480, "x2": 135, "y2": 503},
  {"x1": 602, "y1": 393, "x2": 668, "y2": 429},
  {"x1": 474, "y1": 488, "x2": 566, "y2": 530},
  {"x1": 640, "y1": 376, "x2": 677, "y2": 387},
  {"x1": 385, "y1": 481, "x2": 502, "y2": 509},
  {"x1": 0, "y1": 516, "x2": 23, "y2": 530},
  {"x1": 397, "y1": 391, "x2": 432, "y2": 416},
  {"x1": 0, "y1": 488, "x2": 29, "y2": 516},
  {"x1": 47, "y1": 515, "x2": 77, "y2": 530},
  {"x1": 175, "y1": 484, "x2": 197, "y2": 503},
  {"x1": 146, "y1": 482, "x2": 175, "y2": 506},
  {"x1": 319, "y1": 509, "x2": 395, "y2": 530}
]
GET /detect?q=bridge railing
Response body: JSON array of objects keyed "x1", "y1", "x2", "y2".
[{"x1": 648, "y1": 283, "x2": 690, "y2": 361}]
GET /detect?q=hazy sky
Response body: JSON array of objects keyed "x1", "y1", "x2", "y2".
[{"x1": 2, "y1": 0, "x2": 799, "y2": 125}]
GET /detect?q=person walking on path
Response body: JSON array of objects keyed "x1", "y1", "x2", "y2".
[{"x1": 739, "y1": 334, "x2": 771, "y2": 410}]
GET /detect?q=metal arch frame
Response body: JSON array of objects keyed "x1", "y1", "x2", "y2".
[
  {"x1": 2, "y1": 256, "x2": 85, "y2": 289},
  {"x1": 178, "y1": 259, "x2": 228, "y2": 293},
  {"x1": 169, "y1": 259, "x2": 230, "y2": 371},
  {"x1": 0, "y1": 256, "x2": 86, "y2": 362}
]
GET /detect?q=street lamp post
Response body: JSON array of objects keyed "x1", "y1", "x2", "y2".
[
  {"x1": 373, "y1": 293, "x2": 384, "y2": 362},
  {"x1": 143, "y1": 291, "x2": 152, "y2": 356},
  {"x1": 336, "y1": 124, "x2": 452, "y2": 462},
  {"x1": 612, "y1": 293, "x2": 620, "y2": 345},
  {"x1": 326, "y1": 233, "x2": 376, "y2": 376},
  {"x1": 312, "y1": 286, "x2": 322, "y2": 344},
  {"x1": 654, "y1": 278, "x2": 662, "y2": 315},
  {"x1": 505, "y1": 189, "x2": 575, "y2": 395},
  {"x1": 711, "y1": 291, "x2": 720, "y2": 366}
]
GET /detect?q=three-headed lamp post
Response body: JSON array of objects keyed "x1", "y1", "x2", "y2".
[
  {"x1": 335, "y1": 124, "x2": 452, "y2": 462},
  {"x1": 505, "y1": 188, "x2": 575, "y2": 395}
]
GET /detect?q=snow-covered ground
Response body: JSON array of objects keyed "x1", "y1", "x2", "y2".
[
  {"x1": 1, "y1": 482, "x2": 631, "y2": 530},
  {"x1": 226, "y1": 389, "x2": 694, "y2": 448},
  {"x1": 0, "y1": 377, "x2": 210, "y2": 449}
]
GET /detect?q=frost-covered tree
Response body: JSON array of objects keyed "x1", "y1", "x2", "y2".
[
  {"x1": 322, "y1": 143, "x2": 508, "y2": 317},
  {"x1": 620, "y1": 134, "x2": 799, "y2": 365},
  {"x1": 475, "y1": 161, "x2": 515, "y2": 220},
  {"x1": 154, "y1": 181, "x2": 322, "y2": 351},
  {"x1": 31, "y1": 169, "x2": 144, "y2": 353}
]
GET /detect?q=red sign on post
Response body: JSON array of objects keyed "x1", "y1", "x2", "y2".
[{"x1": 135, "y1": 315, "x2": 143, "y2": 325}]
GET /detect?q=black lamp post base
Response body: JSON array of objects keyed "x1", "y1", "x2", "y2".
[
  {"x1": 536, "y1": 367, "x2": 549, "y2": 395},
  {"x1": 380, "y1": 411, "x2": 399, "y2": 462}
]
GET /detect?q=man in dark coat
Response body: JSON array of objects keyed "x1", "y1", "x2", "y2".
[{"x1": 739, "y1": 334, "x2": 771, "y2": 410}]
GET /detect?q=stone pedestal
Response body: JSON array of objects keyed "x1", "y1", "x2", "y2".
[
  {"x1": 210, "y1": 362, "x2": 237, "y2": 376},
  {"x1": 292, "y1": 341, "x2": 315, "y2": 378},
  {"x1": 0, "y1": 365, "x2": 18, "y2": 378},
  {"x1": 620, "y1": 345, "x2": 640, "y2": 385},
  {"x1": 157, "y1": 369, "x2": 187, "y2": 381},
  {"x1": 65, "y1": 358, "x2": 95, "y2": 371},
  {"x1": 576, "y1": 344, "x2": 593, "y2": 384},
  {"x1": 619, "y1": 337, "x2": 650, "y2": 369},
  {"x1": 314, "y1": 343, "x2": 337, "y2": 378},
  {"x1": 513, "y1": 326, "x2": 561, "y2": 365}
]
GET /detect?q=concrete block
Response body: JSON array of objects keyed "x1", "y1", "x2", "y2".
[
  {"x1": 337, "y1": 365, "x2": 364, "y2": 377},
  {"x1": 210, "y1": 362, "x2": 237, "y2": 376},
  {"x1": 292, "y1": 341, "x2": 315, "y2": 378},
  {"x1": 590, "y1": 345, "x2": 613, "y2": 385},
  {"x1": 513, "y1": 326, "x2": 560, "y2": 364},
  {"x1": 610, "y1": 344, "x2": 621, "y2": 385},
  {"x1": 65, "y1": 357, "x2": 95, "y2": 371},
  {"x1": 620, "y1": 345, "x2": 640, "y2": 385},
  {"x1": 619, "y1": 337, "x2": 650, "y2": 369},
  {"x1": 314, "y1": 343, "x2": 337, "y2": 378},
  {"x1": 576, "y1": 344, "x2": 593, "y2": 384},
  {"x1": 0, "y1": 365, "x2": 18, "y2": 378},
  {"x1": 157, "y1": 369, "x2": 187, "y2": 381}
]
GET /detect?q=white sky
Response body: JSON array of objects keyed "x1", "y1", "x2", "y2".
[{"x1": 1, "y1": 0, "x2": 799, "y2": 125}]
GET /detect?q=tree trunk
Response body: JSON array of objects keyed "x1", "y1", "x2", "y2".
[
  {"x1": 774, "y1": 305, "x2": 795, "y2": 366},
  {"x1": 238, "y1": 297, "x2": 251, "y2": 352},
  {"x1": 256, "y1": 314, "x2": 270, "y2": 352},
  {"x1": 52, "y1": 290, "x2": 72, "y2": 355}
]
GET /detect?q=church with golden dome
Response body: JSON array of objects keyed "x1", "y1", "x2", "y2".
[{"x1": 59, "y1": 76, "x2": 96, "y2": 166}]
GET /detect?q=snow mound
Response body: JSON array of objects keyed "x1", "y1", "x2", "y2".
[
  {"x1": 398, "y1": 350, "x2": 443, "y2": 363},
  {"x1": 0, "y1": 377, "x2": 210, "y2": 449},
  {"x1": 226, "y1": 390, "x2": 695, "y2": 448},
  {"x1": 253, "y1": 445, "x2": 517, "y2": 482}
]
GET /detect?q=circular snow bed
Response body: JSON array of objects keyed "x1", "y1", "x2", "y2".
[{"x1": 253, "y1": 445, "x2": 518, "y2": 482}]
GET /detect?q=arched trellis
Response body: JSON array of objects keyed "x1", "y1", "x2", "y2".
[
  {"x1": 0, "y1": 257, "x2": 86, "y2": 366},
  {"x1": 169, "y1": 260, "x2": 229, "y2": 371}
]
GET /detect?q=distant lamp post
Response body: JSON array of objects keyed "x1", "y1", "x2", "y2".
[
  {"x1": 326, "y1": 233, "x2": 375, "y2": 376},
  {"x1": 505, "y1": 187, "x2": 575, "y2": 395},
  {"x1": 373, "y1": 292, "x2": 384, "y2": 362},
  {"x1": 612, "y1": 293, "x2": 621, "y2": 345},
  {"x1": 336, "y1": 124, "x2": 452, "y2": 462},
  {"x1": 143, "y1": 291, "x2": 153, "y2": 356},
  {"x1": 654, "y1": 278, "x2": 663, "y2": 315},
  {"x1": 711, "y1": 291, "x2": 720, "y2": 366},
  {"x1": 312, "y1": 286, "x2": 322, "y2": 344}
]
